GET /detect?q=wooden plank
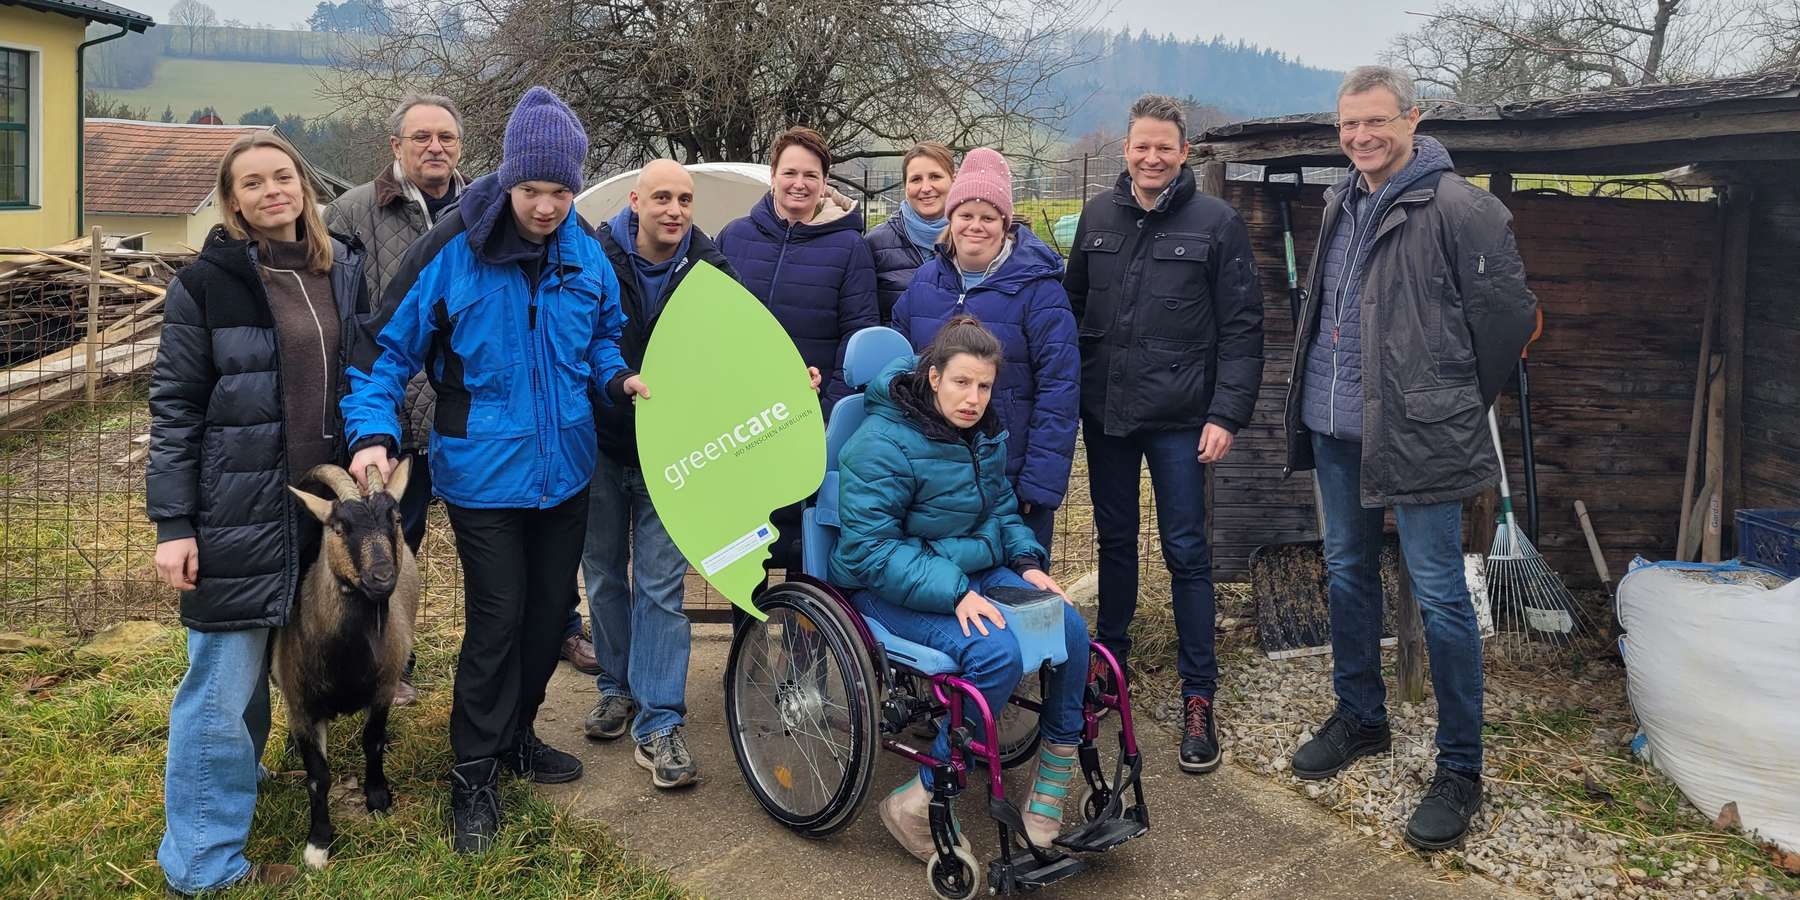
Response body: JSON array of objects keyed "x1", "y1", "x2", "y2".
[{"x1": 1719, "y1": 187, "x2": 1753, "y2": 549}]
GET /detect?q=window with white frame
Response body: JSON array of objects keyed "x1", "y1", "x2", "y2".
[{"x1": 1, "y1": 47, "x2": 31, "y2": 207}]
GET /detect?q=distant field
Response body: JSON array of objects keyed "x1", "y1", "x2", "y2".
[{"x1": 104, "y1": 58, "x2": 339, "y2": 122}]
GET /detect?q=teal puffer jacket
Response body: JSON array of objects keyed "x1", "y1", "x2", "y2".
[{"x1": 829, "y1": 356, "x2": 1047, "y2": 614}]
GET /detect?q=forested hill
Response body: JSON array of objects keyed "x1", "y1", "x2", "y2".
[{"x1": 1056, "y1": 29, "x2": 1343, "y2": 134}]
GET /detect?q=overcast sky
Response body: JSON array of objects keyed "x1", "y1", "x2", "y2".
[{"x1": 120, "y1": 0, "x2": 1424, "y2": 70}]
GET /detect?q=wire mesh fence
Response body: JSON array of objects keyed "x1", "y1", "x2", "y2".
[{"x1": 0, "y1": 180, "x2": 1174, "y2": 635}]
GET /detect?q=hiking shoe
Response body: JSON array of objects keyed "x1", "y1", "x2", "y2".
[
  {"x1": 449, "y1": 758, "x2": 501, "y2": 854},
  {"x1": 391, "y1": 678, "x2": 417, "y2": 707},
  {"x1": 1292, "y1": 711, "x2": 1392, "y2": 780},
  {"x1": 1179, "y1": 695, "x2": 1222, "y2": 774},
  {"x1": 1405, "y1": 767, "x2": 1483, "y2": 850},
  {"x1": 504, "y1": 727, "x2": 584, "y2": 784},
  {"x1": 561, "y1": 634, "x2": 601, "y2": 675},
  {"x1": 634, "y1": 728, "x2": 698, "y2": 789},
  {"x1": 585, "y1": 694, "x2": 637, "y2": 741}
]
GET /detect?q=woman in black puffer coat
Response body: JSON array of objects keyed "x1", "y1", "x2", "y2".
[
  {"x1": 148, "y1": 131, "x2": 367, "y2": 895},
  {"x1": 863, "y1": 141, "x2": 954, "y2": 323}
]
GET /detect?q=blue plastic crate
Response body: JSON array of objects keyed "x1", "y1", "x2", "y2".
[{"x1": 1736, "y1": 508, "x2": 1800, "y2": 579}]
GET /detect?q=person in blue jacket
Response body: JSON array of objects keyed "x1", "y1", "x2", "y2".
[
  {"x1": 863, "y1": 141, "x2": 954, "y2": 323},
  {"x1": 717, "y1": 126, "x2": 880, "y2": 415},
  {"x1": 889, "y1": 148, "x2": 1079, "y2": 553},
  {"x1": 830, "y1": 316, "x2": 1088, "y2": 863},
  {"x1": 341, "y1": 87, "x2": 646, "y2": 853}
]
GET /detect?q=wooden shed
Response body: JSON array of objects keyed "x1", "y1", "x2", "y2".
[{"x1": 1189, "y1": 71, "x2": 1800, "y2": 584}]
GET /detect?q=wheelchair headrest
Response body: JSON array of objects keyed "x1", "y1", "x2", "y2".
[{"x1": 844, "y1": 327, "x2": 913, "y2": 389}]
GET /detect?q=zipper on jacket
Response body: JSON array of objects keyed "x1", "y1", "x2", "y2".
[
  {"x1": 968, "y1": 438, "x2": 989, "y2": 515},
  {"x1": 524, "y1": 266, "x2": 550, "y2": 503},
  {"x1": 769, "y1": 222, "x2": 794, "y2": 304}
]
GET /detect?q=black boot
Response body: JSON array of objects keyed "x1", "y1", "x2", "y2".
[
  {"x1": 1405, "y1": 767, "x2": 1482, "y2": 851},
  {"x1": 450, "y1": 758, "x2": 500, "y2": 853},
  {"x1": 1179, "y1": 695, "x2": 1222, "y2": 774},
  {"x1": 503, "y1": 726, "x2": 584, "y2": 784},
  {"x1": 1292, "y1": 711, "x2": 1392, "y2": 780}
]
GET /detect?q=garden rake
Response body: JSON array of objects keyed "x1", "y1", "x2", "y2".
[{"x1": 1485, "y1": 407, "x2": 1591, "y2": 648}]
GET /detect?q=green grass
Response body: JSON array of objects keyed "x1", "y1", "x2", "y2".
[
  {"x1": 0, "y1": 627, "x2": 687, "y2": 899},
  {"x1": 104, "y1": 59, "x2": 338, "y2": 123}
]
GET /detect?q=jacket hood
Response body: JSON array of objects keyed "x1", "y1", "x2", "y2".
[
  {"x1": 866, "y1": 355, "x2": 1002, "y2": 442},
  {"x1": 1331, "y1": 135, "x2": 1455, "y2": 200},
  {"x1": 747, "y1": 188, "x2": 866, "y2": 239},
  {"x1": 921, "y1": 224, "x2": 1062, "y2": 296},
  {"x1": 606, "y1": 204, "x2": 693, "y2": 274},
  {"x1": 459, "y1": 172, "x2": 581, "y2": 268}
]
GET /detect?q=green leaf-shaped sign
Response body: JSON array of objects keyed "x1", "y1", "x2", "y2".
[{"x1": 635, "y1": 261, "x2": 825, "y2": 620}]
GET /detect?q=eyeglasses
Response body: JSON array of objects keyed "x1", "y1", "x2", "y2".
[
  {"x1": 1335, "y1": 115, "x2": 1403, "y2": 134},
  {"x1": 403, "y1": 132, "x2": 461, "y2": 147}
]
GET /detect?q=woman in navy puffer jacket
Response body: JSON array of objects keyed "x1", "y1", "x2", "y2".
[
  {"x1": 863, "y1": 141, "x2": 954, "y2": 323},
  {"x1": 718, "y1": 126, "x2": 878, "y2": 415},
  {"x1": 889, "y1": 148, "x2": 1078, "y2": 552}
]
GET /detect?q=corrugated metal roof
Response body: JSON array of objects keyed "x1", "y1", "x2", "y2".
[{"x1": 0, "y1": 0, "x2": 154, "y2": 30}]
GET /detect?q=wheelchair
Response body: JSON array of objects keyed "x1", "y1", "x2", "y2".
[{"x1": 724, "y1": 327, "x2": 1150, "y2": 899}]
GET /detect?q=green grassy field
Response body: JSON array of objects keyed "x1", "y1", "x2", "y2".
[
  {"x1": 0, "y1": 628, "x2": 687, "y2": 899},
  {"x1": 104, "y1": 59, "x2": 339, "y2": 123}
]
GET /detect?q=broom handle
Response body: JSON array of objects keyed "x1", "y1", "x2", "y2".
[{"x1": 1487, "y1": 407, "x2": 1517, "y2": 527}]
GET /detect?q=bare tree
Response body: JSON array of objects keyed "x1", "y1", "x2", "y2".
[
  {"x1": 1389, "y1": 0, "x2": 1757, "y2": 103},
  {"x1": 1747, "y1": 0, "x2": 1800, "y2": 68},
  {"x1": 168, "y1": 0, "x2": 218, "y2": 55},
  {"x1": 323, "y1": 0, "x2": 1099, "y2": 178}
]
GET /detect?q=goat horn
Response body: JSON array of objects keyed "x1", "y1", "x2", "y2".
[
  {"x1": 306, "y1": 464, "x2": 361, "y2": 502},
  {"x1": 366, "y1": 463, "x2": 385, "y2": 496}
]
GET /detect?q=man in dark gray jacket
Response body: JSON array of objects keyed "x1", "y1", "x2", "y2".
[
  {"x1": 324, "y1": 92, "x2": 474, "y2": 705},
  {"x1": 1284, "y1": 66, "x2": 1538, "y2": 852}
]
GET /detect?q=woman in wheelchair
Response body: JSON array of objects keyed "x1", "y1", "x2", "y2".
[{"x1": 828, "y1": 315, "x2": 1090, "y2": 859}]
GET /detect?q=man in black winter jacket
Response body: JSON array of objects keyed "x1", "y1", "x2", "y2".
[
  {"x1": 1284, "y1": 66, "x2": 1538, "y2": 853},
  {"x1": 1064, "y1": 94, "x2": 1265, "y2": 777}
]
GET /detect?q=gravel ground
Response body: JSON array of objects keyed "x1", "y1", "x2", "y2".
[{"x1": 1126, "y1": 605, "x2": 1800, "y2": 900}]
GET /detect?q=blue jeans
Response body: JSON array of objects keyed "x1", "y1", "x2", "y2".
[
  {"x1": 582, "y1": 452, "x2": 691, "y2": 743},
  {"x1": 853, "y1": 567, "x2": 1090, "y2": 788},
  {"x1": 1311, "y1": 432, "x2": 1484, "y2": 775},
  {"x1": 159, "y1": 628, "x2": 272, "y2": 894},
  {"x1": 1084, "y1": 423, "x2": 1216, "y2": 698}
]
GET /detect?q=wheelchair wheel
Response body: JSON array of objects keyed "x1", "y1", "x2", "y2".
[
  {"x1": 989, "y1": 670, "x2": 1044, "y2": 770},
  {"x1": 926, "y1": 845, "x2": 982, "y2": 900},
  {"x1": 726, "y1": 580, "x2": 881, "y2": 838}
]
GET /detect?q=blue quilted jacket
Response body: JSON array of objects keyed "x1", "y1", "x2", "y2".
[
  {"x1": 717, "y1": 192, "x2": 879, "y2": 414},
  {"x1": 889, "y1": 227, "x2": 1079, "y2": 510}
]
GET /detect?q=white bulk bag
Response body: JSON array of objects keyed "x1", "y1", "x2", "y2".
[{"x1": 1617, "y1": 559, "x2": 1800, "y2": 852}]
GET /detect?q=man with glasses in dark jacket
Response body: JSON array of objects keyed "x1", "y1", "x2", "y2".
[
  {"x1": 1064, "y1": 93, "x2": 1264, "y2": 777},
  {"x1": 1284, "y1": 66, "x2": 1537, "y2": 851}
]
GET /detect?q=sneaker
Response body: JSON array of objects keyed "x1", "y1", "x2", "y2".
[
  {"x1": 503, "y1": 727, "x2": 584, "y2": 784},
  {"x1": 634, "y1": 728, "x2": 698, "y2": 789},
  {"x1": 584, "y1": 694, "x2": 637, "y2": 742},
  {"x1": 1179, "y1": 696, "x2": 1222, "y2": 774},
  {"x1": 391, "y1": 678, "x2": 418, "y2": 707},
  {"x1": 449, "y1": 758, "x2": 500, "y2": 854},
  {"x1": 1405, "y1": 767, "x2": 1482, "y2": 850},
  {"x1": 1291, "y1": 711, "x2": 1392, "y2": 780},
  {"x1": 561, "y1": 634, "x2": 601, "y2": 675}
]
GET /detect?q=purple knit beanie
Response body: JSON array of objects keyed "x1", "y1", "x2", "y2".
[
  {"x1": 944, "y1": 148, "x2": 1014, "y2": 225},
  {"x1": 497, "y1": 87, "x2": 587, "y2": 192}
]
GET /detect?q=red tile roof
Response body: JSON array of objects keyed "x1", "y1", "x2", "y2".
[{"x1": 84, "y1": 119, "x2": 269, "y2": 216}]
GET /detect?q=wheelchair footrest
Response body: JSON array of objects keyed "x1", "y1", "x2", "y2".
[
  {"x1": 1055, "y1": 805, "x2": 1148, "y2": 854},
  {"x1": 988, "y1": 852, "x2": 1086, "y2": 894}
]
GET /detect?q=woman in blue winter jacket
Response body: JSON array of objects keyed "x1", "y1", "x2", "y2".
[
  {"x1": 889, "y1": 148, "x2": 1080, "y2": 552},
  {"x1": 863, "y1": 141, "x2": 954, "y2": 323},
  {"x1": 717, "y1": 126, "x2": 880, "y2": 416},
  {"x1": 829, "y1": 316, "x2": 1089, "y2": 864}
]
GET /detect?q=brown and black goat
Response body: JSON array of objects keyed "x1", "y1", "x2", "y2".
[{"x1": 278, "y1": 459, "x2": 418, "y2": 869}]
